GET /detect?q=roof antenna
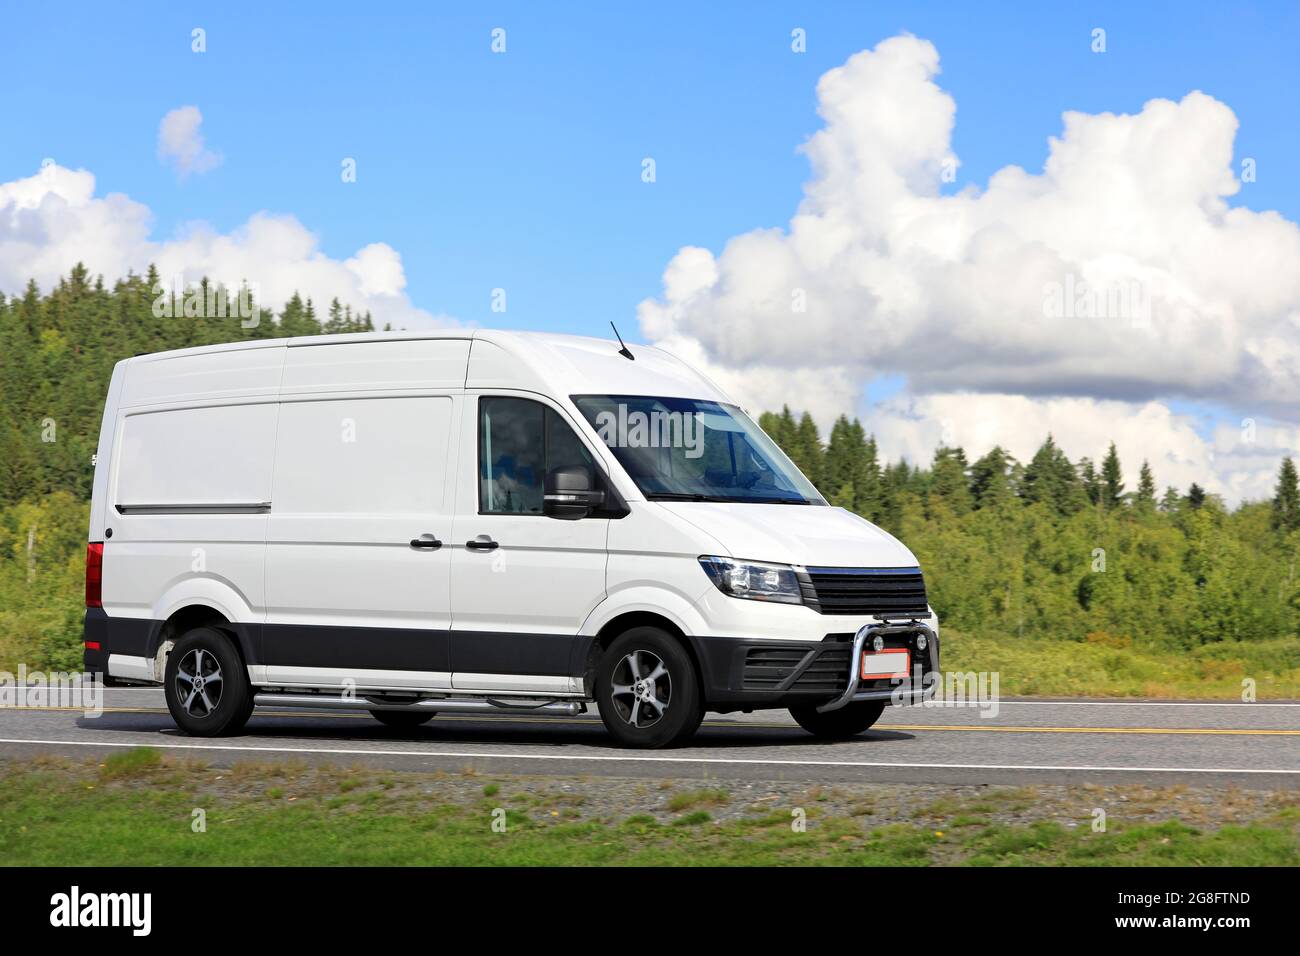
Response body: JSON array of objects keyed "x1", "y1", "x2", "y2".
[{"x1": 610, "y1": 321, "x2": 635, "y2": 361}]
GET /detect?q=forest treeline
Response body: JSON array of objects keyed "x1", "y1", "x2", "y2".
[
  {"x1": 2, "y1": 267, "x2": 1300, "y2": 673},
  {"x1": 756, "y1": 405, "x2": 1300, "y2": 654}
]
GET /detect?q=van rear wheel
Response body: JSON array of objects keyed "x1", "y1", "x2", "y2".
[
  {"x1": 790, "y1": 700, "x2": 886, "y2": 739},
  {"x1": 164, "y1": 627, "x2": 253, "y2": 737},
  {"x1": 369, "y1": 710, "x2": 435, "y2": 728},
  {"x1": 596, "y1": 627, "x2": 703, "y2": 749}
]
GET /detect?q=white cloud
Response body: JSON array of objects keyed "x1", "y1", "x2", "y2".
[
  {"x1": 639, "y1": 34, "x2": 1300, "y2": 501},
  {"x1": 157, "y1": 106, "x2": 222, "y2": 177},
  {"x1": 0, "y1": 162, "x2": 455, "y2": 330}
]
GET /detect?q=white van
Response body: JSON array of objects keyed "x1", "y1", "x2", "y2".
[{"x1": 83, "y1": 330, "x2": 938, "y2": 748}]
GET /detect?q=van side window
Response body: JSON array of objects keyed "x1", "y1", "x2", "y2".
[{"x1": 480, "y1": 397, "x2": 593, "y2": 514}]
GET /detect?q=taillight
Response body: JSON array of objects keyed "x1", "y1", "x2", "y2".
[{"x1": 86, "y1": 542, "x2": 104, "y2": 608}]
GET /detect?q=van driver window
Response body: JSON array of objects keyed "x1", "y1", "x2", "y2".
[{"x1": 480, "y1": 397, "x2": 593, "y2": 514}]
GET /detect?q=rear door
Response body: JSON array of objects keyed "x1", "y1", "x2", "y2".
[{"x1": 448, "y1": 392, "x2": 609, "y2": 695}]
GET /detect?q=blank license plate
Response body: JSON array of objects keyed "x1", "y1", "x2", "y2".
[{"x1": 861, "y1": 648, "x2": 910, "y2": 680}]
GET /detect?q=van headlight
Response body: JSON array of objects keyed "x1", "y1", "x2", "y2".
[{"x1": 698, "y1": 556, "x2": 803, "y2": 605}]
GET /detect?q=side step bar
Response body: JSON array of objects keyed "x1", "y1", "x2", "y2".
[{"x1": 252, "y1": 692, "x2": 585, "y2": 717}]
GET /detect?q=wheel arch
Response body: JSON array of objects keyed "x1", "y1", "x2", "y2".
[
  {"x1": 582, "y1": 610, "x2": 707, "y2": 701},
  {"x1": 151, "y1": 604, "x2": 251, "y2": 682}
]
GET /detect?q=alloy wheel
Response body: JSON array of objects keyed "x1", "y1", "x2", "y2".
[
  {"x1": 174, "y1": 647, "x2": 224, "y2": 719},
  {"x1": 609, "y1": 649, "x2": 671, "y2": 728}
]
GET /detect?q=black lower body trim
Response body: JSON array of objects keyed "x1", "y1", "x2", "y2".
[
  {"x1": 453, "y1": 631, "x2": 588, "y2": 678},
  {"x1": 262, "y1": 623, "x2": 451, "y2": 673},
  {"x1": 91, "y1": 614, "x2": 589, "y2": 679}
]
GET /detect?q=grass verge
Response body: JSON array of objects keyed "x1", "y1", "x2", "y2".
[
  {"x1": 943, "y1": 630, "x2": 1300, "y2": 698},
  {"x1": 1, "y1": 751, "x2": 1296, "y2": 866}
]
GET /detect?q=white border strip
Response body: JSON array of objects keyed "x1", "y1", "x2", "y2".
[{"x1": 1, "y1": 737, "x2": 1297, "y2": 775}]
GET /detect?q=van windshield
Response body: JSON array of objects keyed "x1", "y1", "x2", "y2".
[{"x1": 573, "y1": 395, "x2": 824, "y2": 505}]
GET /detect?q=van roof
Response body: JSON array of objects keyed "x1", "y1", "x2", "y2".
[{"x1": 120, "y1": 329, "x2": 732, "y2": 407}]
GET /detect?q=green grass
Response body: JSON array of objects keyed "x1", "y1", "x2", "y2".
[
  {"x1": 1, "y1": 751, "x2": 1296, "y2": 867},
  {"x1": 944, "y1": 630, "x2": 1300, "y2": 698},
  {"x1": 665, "y1": 788, "x2": 730, "y2": 812},
  {"x1": 97, "y1": 746, "x2": 164, "y2": 780}
]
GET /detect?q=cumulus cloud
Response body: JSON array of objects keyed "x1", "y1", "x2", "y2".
[
  {"x1": 157, "y1": 106, "x2": 222, "y2": 177},
  {"x1": 0, "y1": 162, "x2": 454, "y2": 330},
  {"x1": 638, "y1": 34, "x2": 1300, "y2": 501}
]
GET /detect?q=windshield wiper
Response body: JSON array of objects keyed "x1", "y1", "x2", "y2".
[
  {"x1": 644, "y1": 492, "x2": 735, "y2": 502},
  {"x1": 645, "y1": 492, "x2": 814, "y2": 504}
]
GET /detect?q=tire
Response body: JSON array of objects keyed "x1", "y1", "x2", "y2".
[
  {"x1": 369, "y1": 710, "x2": 435, "y2": 728},
  {"x1": 790, "y1": 699, "x2": 886, "y2": 739},
  {"x1": 595, "y1": 627, "x2": 703, "y2": 749},
  {"x1": 164, "y1": 627, "x2": 253, "y2": 737}
]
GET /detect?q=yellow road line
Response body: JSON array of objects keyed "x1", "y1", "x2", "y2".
[
  {"x1": 888, "y1": 725, "x2": 1300, "y2": 736},
  {"x1": 6, "y1": 706, "x2": 1297, "y2": 735}
]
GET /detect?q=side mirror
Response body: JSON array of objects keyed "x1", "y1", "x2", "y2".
[{"x1": 544, "y1": 465, "x2": 605, "y2": 520}]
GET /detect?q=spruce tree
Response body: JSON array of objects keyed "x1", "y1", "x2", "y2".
[
  {"x1": 929, "y1": 446, "x2": 972, "y2": 514},
  {"x1": 824, "y1": 416, "x2": 858, "y2": 497},
  {"x1": 1273, "y1": 457, "x2": 1300, "y2": 532},
  {"x1": 794, "y1": 412, "x2": 825, "y2": 491},
  {"x1": 1022, "y1": 435, "x2": 1085, "y2": 516},
  {"x1": 970, "y1": 446, "x2": 1014, "y2": 509},
  {"x1": 856, "y1": 428, "x2": 883, "y2": 519},
  {"x1": 1101, "y1": 441, "x2": 1125, "y2": 508},
  {"x1": 1135, "y1": 460, "x2": 1156, "y2": 511},
  {"x1": 1078, "y1": 457, "x2": 1101, "y2": 506},
  {"x1": 325, "y1": 297, "x2": 346, "y2": 333}
]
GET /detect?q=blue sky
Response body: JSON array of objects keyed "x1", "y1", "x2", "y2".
[
  {"x1": 2, "y1": 1, "x2": 1296, "y2": 341},
  {"x1": 3, "y1": 1, "x2": 1298, "y2": 499}
]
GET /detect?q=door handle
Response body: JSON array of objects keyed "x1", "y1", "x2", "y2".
[
  {"x1": 465, "y1": 535, "x2": 499, "y2": 552},
  {"x1": 409, "y1": 534, "x2": 443, "y2": 550}
]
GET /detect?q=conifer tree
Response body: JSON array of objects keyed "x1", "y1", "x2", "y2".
[
  {"x1": 929, "y1": 446, "x2": 972, "y2": 514},
  {"x1": 856, "y1": 427, "x2": 883, "y2": 519},
  {"x1": 1273, "y1": 457, "x2": 1300, "y2": 532},
  {"x1": 1101, "y1": 441, "x2": 1125, "y2": 509},
  {"x1": 1022, "y1": 435, "x2": 1085, "y2": 516},
  {"x1": 1078, "y1": 457, "x2": 1101, "y2": 506},
  {"x1": 970, "y1": 446, "x2": 1015, "y2": 509},
  {"x1": 1136, "y1": 460, "x2": 1156, "y2": 511},
  {"x1": 794, "y1": 412, "x2": 825, "y2": 491}
]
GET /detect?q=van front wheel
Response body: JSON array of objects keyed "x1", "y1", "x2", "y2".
[
  {"x1": 790, "y1": 700, "x2": 886, "y2": 739},
  {"x1": 596, "y1": 627, "x2": 703, "y2": 749},
  {"x1": 164, "y1": 627, "x2": 253, "y2": 737}
]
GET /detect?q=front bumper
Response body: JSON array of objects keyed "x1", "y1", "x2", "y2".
[{"x1": 687, "y1": 620, "x2": 939, "y2": 713}]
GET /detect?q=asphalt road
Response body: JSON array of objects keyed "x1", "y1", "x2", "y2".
[{"x1": 3, "y1": 688, "x2": 1299, "y2": 788}]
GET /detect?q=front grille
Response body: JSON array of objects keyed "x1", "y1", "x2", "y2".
[
  {"x1": 741, "y1": 640, "x2": 852, "y2": 694},
  {"x1": 742, "y1": 646, "x2": 810, "y2": 690},
  {"x1": 799, "y1": 567, "x2": 928, "y2": 616},
  {"x1": 795, "y1": 643, "x2": 851, "y2": 693}
]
